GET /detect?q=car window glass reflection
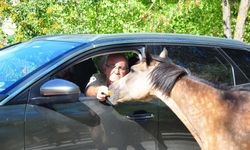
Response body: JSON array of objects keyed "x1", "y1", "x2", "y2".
[{"x1": 0, "y1": 41, "x2": 80, "y2": 93}]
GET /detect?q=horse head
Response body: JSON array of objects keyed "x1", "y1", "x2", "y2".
[{"x1": 108, "y1": 49, "x2": 169, "y2": 105}]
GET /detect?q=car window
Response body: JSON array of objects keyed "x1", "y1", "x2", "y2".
[
  {"x1": 222, "y1": 48, "x2": 250, "y2": 84},
  {"x1": 150, "y1": 45, "x2": 234, "y2": 86},
  {"x1": 53, "y1": 51, "x2": 139, "y2": 95},
  {"x1": 54, "y1": 58, "x2": 97, "y2": 93},
  {"x1": 161, "y1": 45, "x2": 234, "y2": 86}
]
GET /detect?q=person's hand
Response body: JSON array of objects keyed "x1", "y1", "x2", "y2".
[{"x1": 96, "y1": 86, "x2": 109, "y2": 101}]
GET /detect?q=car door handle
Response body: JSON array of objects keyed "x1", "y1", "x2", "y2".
[{"x1": 126, "y1": 113, "x2": 154, "y2": 121}]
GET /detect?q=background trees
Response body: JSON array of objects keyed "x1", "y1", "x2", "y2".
[
  {"x1": 0, "y1": 0, "x2": 249, "y2": 47},
  {"x1": 222, "y1": 0, "x2": 250, "y2": 40}
]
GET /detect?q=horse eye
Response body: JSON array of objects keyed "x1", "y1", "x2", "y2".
[{"x1": 130, "y1": 68, "x2": 135, "y2": 73}]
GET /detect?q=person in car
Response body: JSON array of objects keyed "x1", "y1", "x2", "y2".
[{"x1": 85, "y1": 53, "x2": 129, "y2": 101}]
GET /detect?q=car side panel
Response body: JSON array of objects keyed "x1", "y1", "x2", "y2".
[
  {"x1": 0, "y1": 92, "x2": 27, "y2": 150},
  {"x1": 25, "y1": 73, "x2": 158, "y2": 150}
]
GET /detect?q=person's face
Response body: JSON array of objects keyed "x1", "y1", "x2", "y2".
[{"x1": 104, "y1": 55, "x2": 128, "y2": 85}]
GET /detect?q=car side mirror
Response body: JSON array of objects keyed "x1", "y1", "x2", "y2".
[
  {"x1": 31, "y1": 79, "x2": 81, "y2": 105},
  {"x1": 40, "y1": 79, "x2": 80, "y2": 96}
]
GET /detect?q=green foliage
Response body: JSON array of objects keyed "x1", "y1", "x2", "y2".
[
  {"x1": 243, "y1": 7, "x2": 250, "y2": 42},
  {"x1": 167, "y1": 0, "x2": 224, "y2": 37},
  {"x1": 0, "y1": 0, "x2": 249, "y2": 47}
]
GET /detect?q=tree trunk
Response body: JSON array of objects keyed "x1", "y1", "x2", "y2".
[
  {"x1": 222, "y1": 0, "x2": 232, "y2": 38},
  {"x1": 234, "y1": 0, "x2": 250, "y2": 41}
]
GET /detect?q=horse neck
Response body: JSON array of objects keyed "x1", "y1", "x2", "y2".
[{"x1": 154, "y1": 76, "x2": 230, "y2": 149}]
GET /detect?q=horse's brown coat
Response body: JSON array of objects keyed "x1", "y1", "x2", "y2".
[
  {"x1": 168, "y1": 76, "x2": 250, "y2": 150},
  {"x1": 109, "y1": 49, "x2": 250, "y2": 150}
]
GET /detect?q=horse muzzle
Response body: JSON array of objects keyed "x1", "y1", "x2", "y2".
[{"x1": 107, "y1": 86, "x2": 120, "y2": 105}]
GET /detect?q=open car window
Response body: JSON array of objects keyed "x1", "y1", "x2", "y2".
[{"x1": 53, "y1": 50, "x2": 140, "y2": 96}]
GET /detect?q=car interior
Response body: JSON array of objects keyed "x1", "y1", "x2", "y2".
[{"x1": 53, "y1": 51, "x2": 140, "y2": 94}]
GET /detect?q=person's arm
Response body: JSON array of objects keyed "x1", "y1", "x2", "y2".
[
  {"x1": 85, "y1": 74, "x2": 108, "y2": 101},
  {"x1": 85, "y1": 85, "x2": 108, "y2": 101},
  {"x1": 85, "y1": 73, "x2": 102, "y2": 96},
  {"x1": 85, "y1": 85, "x2": 98, "y2": 97}
]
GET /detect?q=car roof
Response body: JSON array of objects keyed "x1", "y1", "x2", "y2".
[{"x1": 30, "y1": 33, "x2": 250, "y2": 49}]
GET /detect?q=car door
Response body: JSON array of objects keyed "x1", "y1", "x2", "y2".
[
  {"x1": 25, "y1": 46, "x2": 159, "y2": 150},
  {"x1": 148, "y1": 44, "x2": 236, "y2": 150},
  {"x1": 0, "y1": 90, "x2": 28, "y2": 150}
]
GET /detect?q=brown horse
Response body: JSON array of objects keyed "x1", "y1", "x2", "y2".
[{"x1": 108, "y1": 49, "x2": 250, "y2": 150}]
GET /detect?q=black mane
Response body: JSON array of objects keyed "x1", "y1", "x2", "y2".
[
  {"x1": 149, "y1": 61, "x2": 188, "y2": 94},
  {"x1": 149, "y1": 61, "x2": 250, "y2": 95}
]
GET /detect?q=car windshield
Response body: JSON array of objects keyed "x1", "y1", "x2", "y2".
[{"x1": 0, "y1": 40, "x2": 81, "y2": 93}]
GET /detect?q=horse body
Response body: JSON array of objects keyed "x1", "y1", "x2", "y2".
[
  {"x1": 109, "y1": 49, "x2": 250, "y2": 150},
  {"x1": 155, "y1": 76, "x2": 250, "y2": 150}
]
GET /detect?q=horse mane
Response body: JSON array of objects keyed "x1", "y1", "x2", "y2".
[
  {"x1": 149, "y1": 61, "x2": 188, "y2": 94},
  {"x1": 149, "y1": 59, "x2": 250, "y2": 98}
]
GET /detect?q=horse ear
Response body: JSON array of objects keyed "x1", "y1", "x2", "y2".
[{"x1": 159, "y1": 47, "x2": 168, "y2": 58}]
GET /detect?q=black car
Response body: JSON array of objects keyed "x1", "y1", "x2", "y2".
[{"x1": 0, "y1": 33, "x2": 249, "y2": 150}]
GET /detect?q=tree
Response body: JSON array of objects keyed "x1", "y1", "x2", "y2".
[
  {"x1": 222, "y1": 0, "x2": 232, "y2": 38},
  {"x1": 234, "y1": 0, "x2": 250, "y2": 40},
  {"x1": 1, "y1": 0, "x2": 250, "y2": 47},
  {"x1": 222, "y1": 0, "x2": 250, "y2": 41}
]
